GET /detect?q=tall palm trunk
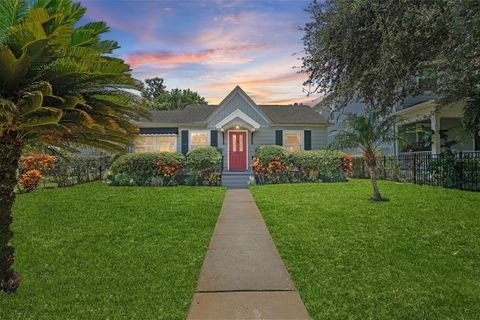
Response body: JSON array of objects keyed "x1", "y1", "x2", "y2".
[
  {"x1": 0, "y1": 131, "x2": 23, "y2": 294},
  {"x1": 364, "y1": 150, "x2": 383, "y2": 201}
]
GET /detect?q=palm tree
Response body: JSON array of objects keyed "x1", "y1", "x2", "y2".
[
  {"x1": 330, "y1": 112, "x2": 400, "y2": 202},
  {"x1": 0, "y1": 0, "x2": 146, "y2": 293}
]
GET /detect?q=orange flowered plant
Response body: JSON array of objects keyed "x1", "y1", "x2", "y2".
[
  {"x1": 342, "y1": 154, "x2": 353, "y2": 175},
  {"x1": 157, "y1": 159, "x2": 183, "y2": 179},
  {"x1": 18, "y1": 154, "x2": 56, "y2": 192}
]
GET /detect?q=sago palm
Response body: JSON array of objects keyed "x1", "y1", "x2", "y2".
[
  {"x1": 0, "y1": 0, "x2": 146, "y2": 293},
  {"x1": 330, "y1": 112, "x2": 399, "y2": 201}
]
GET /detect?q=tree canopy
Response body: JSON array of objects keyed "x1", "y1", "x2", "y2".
[
  {"x1": 0, "y1": 0, "x2": 146, "y2": 293},
  {"x1": 302, "y1": 0, "x2": 479, "y2": 133},
  {"x1": 142, "y1": 78, "x2": 207, "y2": 110}
]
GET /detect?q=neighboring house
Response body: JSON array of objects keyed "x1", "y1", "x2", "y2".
[
  {"x1": 320, "y1": 94, "x2": 480, "y2": 155},
  {"x1": 135, "y1": 86, "x2": 329, "y2": 173},
  {"x1": 392, "y1": 96, "x2": 479, "y2": 155}
]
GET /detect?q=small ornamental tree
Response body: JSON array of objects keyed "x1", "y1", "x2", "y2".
[{"x1": 330, "y1": 112, "x2": 402, "y2": 201}]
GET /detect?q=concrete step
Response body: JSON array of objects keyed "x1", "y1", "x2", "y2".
[{"x1": 221, "y1": 172, "x2": 254, "y2": 189}]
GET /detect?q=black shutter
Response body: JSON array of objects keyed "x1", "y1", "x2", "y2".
[
  {"x1": 304, "y1": 130, "x2": 312, "y2": 150},
  {"x1": 275, "y1": 130, "x2": 283, "y2": 146},
  {"x1": 181, "y1": 130, "x2": 189, "y2": 154},
  {"x1": 210, "y1": 130, "x2": 218, "y2": 147}
]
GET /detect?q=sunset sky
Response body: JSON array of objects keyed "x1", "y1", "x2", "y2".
[{"x1": 80, "y1": 0, "x2": 321, "y2": 105}]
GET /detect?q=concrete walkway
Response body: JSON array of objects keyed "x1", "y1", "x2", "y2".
[{"x1": 187, "y1": 189, "x2": 309, "y2": 319}]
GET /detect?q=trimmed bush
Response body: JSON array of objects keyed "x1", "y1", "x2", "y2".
[
  {"x1": 156, "y1": 152, "x2": 185, "y2": 186},
  {"x1": 185, "y1": 147, "x2": 222, "y2": 186},
  {"x1": 49, "y1": 153, "x2": 112, "y2": 187},
  {"x1": 254, "y1": 145, "x2": 288, "y2": 164},
  {"x1": 109, "y1": 152, "x2": 185, "y2": 186},
  {"x1": 253, "y1": 147, "x2": 348, "y2": 184},
  {"x1": 289, "y1": 150, "x2": 347, "y2": 182}
]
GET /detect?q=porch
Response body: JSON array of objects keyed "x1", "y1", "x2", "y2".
[{"x1": 393, "y1": 100, "x2": 480, "y2": 155}]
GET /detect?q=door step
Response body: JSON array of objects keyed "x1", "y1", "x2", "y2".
[{"x1": 221, "y1": 172, "x2": 254, "y2": 189}]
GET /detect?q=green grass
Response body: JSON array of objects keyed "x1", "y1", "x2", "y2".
[
  {"x1": 251, "y1": 179, "x2": 480, "y2": 320},
  {"x1": 0, "y1": 182, "x2": 225, "y2": 319}
]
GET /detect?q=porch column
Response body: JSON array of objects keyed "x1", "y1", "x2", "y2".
[
  {"x1": 394, "y1": 123, "x2": 401, "y2": 155},
  {"x1": 430, "y1": 110, "x2": 441, "y2": 154}
]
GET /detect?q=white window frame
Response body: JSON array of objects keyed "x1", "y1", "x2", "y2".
[
  {"x1": 189, "y1": 130, "x2": 210, "y2": 150},
  {"x1": 135, "y1": 134, "x2": 177, "y2": 153},
  {"x1": 283, "y1": 130, "x2": 304, "y2": 152}
]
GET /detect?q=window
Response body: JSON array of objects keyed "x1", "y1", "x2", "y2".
[
  {"x1": 284, "y1": 131, "x2": 303, "y2": 152},
  {"x1": 190, "y1": 130, "x2": 209, "y2": 149},
  {"x1": 134, "y1": 135, "x2": 177, "y2": 153}
]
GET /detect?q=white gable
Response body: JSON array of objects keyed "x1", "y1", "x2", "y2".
[{"x1": 206, "y1": 86, "x2": 270, "y2": 127}]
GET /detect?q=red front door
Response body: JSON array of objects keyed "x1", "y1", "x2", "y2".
[{"x1": 229, "y1": 131, "x2": 247, "y2": 171}]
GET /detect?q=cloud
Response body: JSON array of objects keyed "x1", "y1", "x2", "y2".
[{"x1": 126, "y1": 44, "x2": 264, "y2": 67}]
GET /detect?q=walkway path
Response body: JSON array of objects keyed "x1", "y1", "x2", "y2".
[{"x1": 187, "y1": 189, "x2": 309, "y2": 319}]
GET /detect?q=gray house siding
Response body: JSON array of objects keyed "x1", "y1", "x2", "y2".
[{"x1": 207, "y1": 93, "x2": 269, "y2": 127}]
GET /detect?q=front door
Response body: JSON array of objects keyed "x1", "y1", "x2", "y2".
[{"x1": 229, "y1": 131, "x2": 247, "y2": 171}]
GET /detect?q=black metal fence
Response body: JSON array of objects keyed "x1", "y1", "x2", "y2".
[{"x1": 351, "y1": 151, "x2": 480, "y2": 191}]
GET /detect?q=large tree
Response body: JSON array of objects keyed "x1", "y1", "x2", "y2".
[
  {"x1": 0, "y1": 0, "x2": 145, "y2": 293},
  {"x1": 142, "y1": 78, "x2": 207, "y2": 110},
  {"x1": 302, "y1": 0, "x2": 479, "y2": 132},
  {"x1": 141, "y1": 77, "x2": 166, "y2": 101}
]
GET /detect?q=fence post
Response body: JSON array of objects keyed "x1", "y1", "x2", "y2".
[
  {"x1": 383, "y1": 156, "x2": 386, "y2": 179},
  {"x1": 459, "y1": 151, "x2": 463, "y2": 190},
  {"x1": 413, "y1": 153, "x2": 417, "y2": 184}
]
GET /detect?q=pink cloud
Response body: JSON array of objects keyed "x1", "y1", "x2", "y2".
[{"x1": 126, "y1": 44, "x2": 264, "y2": 67}]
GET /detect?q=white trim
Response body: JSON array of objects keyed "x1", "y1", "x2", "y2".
[
  {"x1": 226, "y1": 129, "x2": 249, "y2": 171},
  {"x1": 206, "y1": 86, "x2": 271, "y2": 124},
  {"x1": 189, "y1": 130, "x2": 210, "y2": 151},
  {"x1": 215, "y1": 109, "x2": 261, "y2": 130},
  {"x1": 283, "y1": 130, "x2": 304, "y2": 152}
]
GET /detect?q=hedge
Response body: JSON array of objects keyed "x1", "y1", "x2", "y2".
[
  {"x1": 108, "y1": 147, "x2": 222, "y2": 187},
  {"x1": 252, "y1": 145, "x2": 348, "y2": 184},
  {"x1": 49, "y1": 153, "x2": 113, "y2": 187}
]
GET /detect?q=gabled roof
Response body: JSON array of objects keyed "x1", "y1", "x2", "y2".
[
  {"x1": 205, "y1": 85, "x2": 271, "y2": 124},
  {"x1": 259, "y1": 105, "x2": 328, "y2": 124},
  {"x1": 141, "y1": 105, "x2": 216, "y2": 125},
  {"x1": 138, "y1": 86, "x2": 328, "y2": 127}
]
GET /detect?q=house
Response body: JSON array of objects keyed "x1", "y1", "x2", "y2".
[
  {"x1": 135, "y1": 86, "x2": 329, "y2": 181},
  {"x1": 392, "y1": 96, "x2": 479, "y2": 155},
  {"x1": 320, "y1": 94, "x2": 480, "y2": 156}
]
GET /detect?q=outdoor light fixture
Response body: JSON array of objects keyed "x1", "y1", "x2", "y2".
[{"x1": 235, "y1": 125, "x2": 240, "y2": 129}]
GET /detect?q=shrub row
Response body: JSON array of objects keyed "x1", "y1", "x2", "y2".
[
  {"x1": 108, "y1": 146, "x2": 222, "y2": 187},
  {"x1": 252, "y1": 145, "x2": 350, "y2": 184},
  {"x1": 50, "y1": 153, "x2": 114, "y2": 187}
]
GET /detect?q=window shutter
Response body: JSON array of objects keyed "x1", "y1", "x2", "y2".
[
  {"x1": 304, "y1": 130, "x2": 312, "y2": 150},
  {"x1": 275, "y1": 130, "x2": 283, "y2": 146},
  {"x1": 210, "y1": 130, "x2": 218, "y2": 147},
  {"x1": 181, "y1": 130, "x2": 189, "y2": 154}
]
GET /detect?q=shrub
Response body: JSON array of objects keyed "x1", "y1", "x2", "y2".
[
  {"x1": 253, "y1": 148, "x2": 347, "y2": 184},
  {"x1": 110, "y1": 153, "x2": 166, "y2": 186},
  {"x1": 18, "y1": 154, "x2": 56, "y2": 192},
  {"x1": 50, "y1": 153, "x2": 112, "y2": 187},
  {"x1": 18, "y1": 170, "x2": 43, "y2": 192},
  {"x1": 157, "y1": 152, "x2": 185, "y2": 178},
  {"x1": 255, "y1": 145, "x2": 288, "y2": 164},
  {"x1": 185, "y1": 147, "x2": 222, "y2": 186},
  {"x1": 289, "y1": 150, "x2": 347, "y2": 182}
]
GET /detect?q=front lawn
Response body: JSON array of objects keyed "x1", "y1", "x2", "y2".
[
  {"x1": 251, "y1": 179, "x2": 480, "y2": 319},
  {"x1": 0, "y1": 182, "x2": 225, "y2": 319}
]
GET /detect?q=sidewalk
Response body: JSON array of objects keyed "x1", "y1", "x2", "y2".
[{"x1": 187, "y1": 189, "x2": 309, "y2": 319}]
